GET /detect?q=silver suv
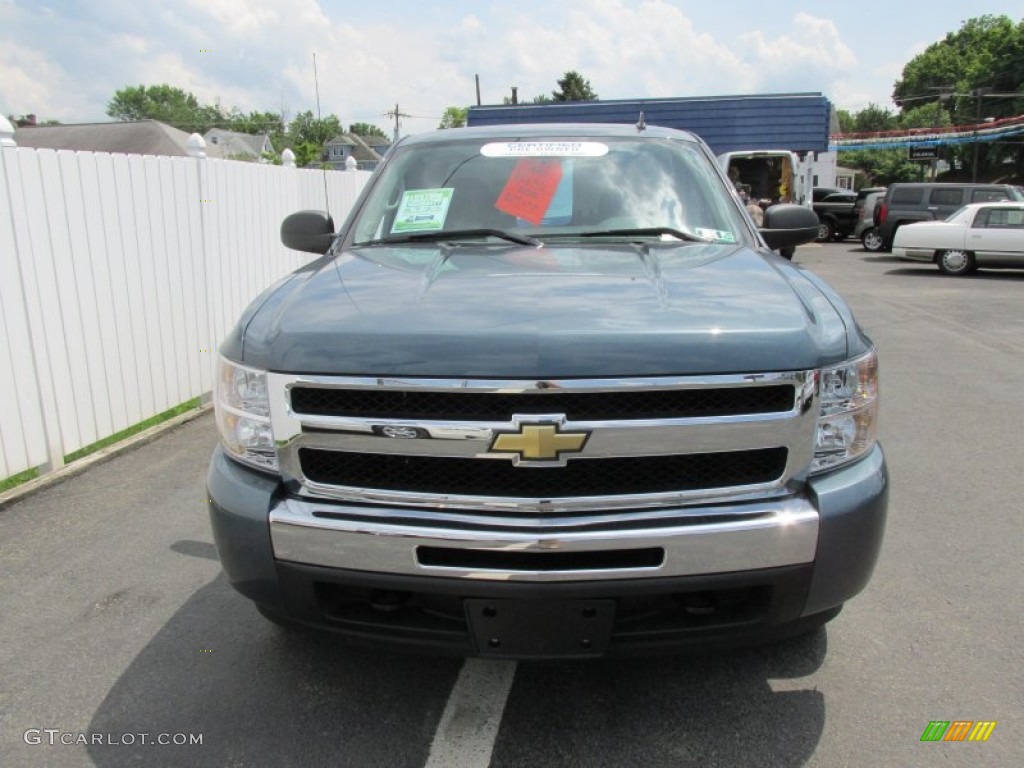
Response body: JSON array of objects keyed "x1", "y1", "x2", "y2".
[{"x1": 855, "y1": 191, "x2": 886, "y2": 252}]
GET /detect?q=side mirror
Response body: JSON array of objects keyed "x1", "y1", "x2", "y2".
[
  {"x1": 759, "y1": 204, "x2": 820, "y2": 250},
  {"x1": 281, "y1": 210, "x2": 336, "y2": 254}
]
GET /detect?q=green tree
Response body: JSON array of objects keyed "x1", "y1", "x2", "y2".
[
  {"x1": 835, "y1": 108, "x2": 855, "y2": 134},
  {"x1": 106, "y1": 84, "x2": 214, "y2": 131},
  {"x1": 349, "y1": 122, "x2": 387, "y2": 138},
  {"x1": 438, "y1": 106, "x2": 468, "y2": 129},
  {"x1": 838, "y1": 102, "x2": 952, "y2": 185},
  {"x1": 552, "y1": 71, "x2": 598, "y2": 102},
  {"x1": 852, "y1": 103, "x2": 898, "y2": 133},
  {"x1": 291, "y1": 141, "x2": 327, "y2": 168},
  {"x1": 893, "y1": 15, "x2": 1024, "y2": 178},
  {"x1": 287, "y1": 110, "x2": 343, "y2": 147}
]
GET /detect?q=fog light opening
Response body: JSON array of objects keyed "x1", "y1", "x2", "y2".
[{"x1": 369, "y1": 589, "x2": 409, "y2": 613}]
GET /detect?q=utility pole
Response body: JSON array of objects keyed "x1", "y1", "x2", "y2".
[
  {"x1": 926, "y1": 86, "x2": 954, "y2": 180},
  {"x1": 971, "y1": 87, "x2": 993, "y2": 182},
  {"x1": 384, "y1": 103, "x2": 412, "y2": 142}
]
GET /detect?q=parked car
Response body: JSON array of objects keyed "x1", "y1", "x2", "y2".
[
  {"x1": 892, "y1": 202, "x2": 1024, "y2": 275},
  {"x1": 875, "y1": 183, "x2": 1024, "y2": 251},
  {"x1": 855, "y1": 191, "x2": 886, "y2": 252},
  {"x1": 208, "y1": 123, "x2": 888, "y2": 659},
  {"x1": 853, "y1": 186, "x2": 886, "y2": 218},
  {"x1": 812, "y1": 188, "x2": 857, "y2": 242}
]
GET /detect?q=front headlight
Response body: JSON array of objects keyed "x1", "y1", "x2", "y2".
[
  {"x1": 812, "y1": 349, "x2": 878, "y2": 473},
  {"x1": 215, "y1": 356, "x2": 278, "y2": 472}
]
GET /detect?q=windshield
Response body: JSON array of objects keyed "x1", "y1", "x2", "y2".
[
  {"x1": 944, "y1": 206, "x2": 972, "y2": 223},
  {"x1": 348, "y1": 136, "x2": 748, "y2": 247}
]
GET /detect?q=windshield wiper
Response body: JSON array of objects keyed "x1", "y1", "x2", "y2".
[
  {"x1": 355, "y1": 229, "x2": 541, "y2": 247},
  {"x1": 572, "y1": 227, "x2": 707, "y2": 242}
]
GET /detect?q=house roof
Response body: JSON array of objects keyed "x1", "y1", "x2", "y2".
[
  {"x1": 325, "y1": 135, "x2": 357, "y2": 147},
  {"x1": 13, "y1": 119, "x2": 194, "y2": 156},
  {"x1": 324, "y1": 133, "x2": 389, "y2": 165},
  {"x1": 203, "y1": 129, "x2": 272, "y2": 159},
  {"x1": 360, "y1": 134, "x2": 392, "y2": 148}
]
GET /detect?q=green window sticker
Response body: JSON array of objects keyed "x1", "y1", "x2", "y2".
[{"x1": 391, "y1": 188, "x2": 455, "y2": 233}]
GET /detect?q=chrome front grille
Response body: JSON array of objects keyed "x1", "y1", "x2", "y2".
[{"x1": 269, "y1": 373, "x2": 819, "y2": 515}]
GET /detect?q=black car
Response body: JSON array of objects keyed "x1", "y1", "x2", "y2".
[{"x1": 812, "y1": 188, "x2": 857, "y2": 241}]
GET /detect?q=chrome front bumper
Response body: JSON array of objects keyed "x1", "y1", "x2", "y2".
[{"x1": 269, "y1": 495, "x2": 819, "y2": 583}]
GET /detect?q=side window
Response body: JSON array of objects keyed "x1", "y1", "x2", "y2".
[
  {"x1": 978, "y1": 208, "x2": 1024, "y2": 228},
  {"x1": 971, "y1": 189, "x2": 1009, "y2": 203},
  {"x1": 891, "y1": 188, "x2": 923, "y2": 205},
  {"x1": 928, "y1": 188, "x2": 962, "y2": 206}
]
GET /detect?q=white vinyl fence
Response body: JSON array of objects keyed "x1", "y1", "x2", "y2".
[{"x1": 0, "y1": 128, "x2": 370, "y2": 482}]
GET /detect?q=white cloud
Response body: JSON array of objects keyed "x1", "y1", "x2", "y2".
[
  {"x1": 0, "y1": 1, "x2": 896, "y2": 134},
  {"x1": 0, "y1": 43, "x2": 92, "y2": 120},
  {"x1": 737, "y1": 13, "x2": 856, "y2": 81},
  {"x1": 446, "y1": 0, "x2": 750, "y2": 103}
]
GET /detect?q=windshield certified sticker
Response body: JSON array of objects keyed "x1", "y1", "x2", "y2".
[
  {"x1": 391, "y1": 188, "x2": 455, "y2": 233},
  {"x1": 695, "y1": 228, "x2": 736, "y2": 243},
  {"x1": 481, "y1": 141, "x2": 609, "y2": 158}
]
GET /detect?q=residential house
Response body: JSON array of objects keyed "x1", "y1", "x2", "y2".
[
  {"x1": 13, "y1": 119, "x2": 194, "y2": 157},
  {"x1": 323, "y1": 133, "x2": 391, "y2": 171},
  {"x1": 203, "y1": 128, "x2": 274, "y2": 162},
  {"x1": 834, "y1": 165, "x2": 860, "y2": 190}
]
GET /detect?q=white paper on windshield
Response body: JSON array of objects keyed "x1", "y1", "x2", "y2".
[
  {"x1": 695, "y1": 228, "x2": 737, "y2": 243},
  {"x1": 390, "y1": 188, "x2": 455, "y2": 233},
  {"x1": 480, "y1": 141, "x2": 609, "y2": 158}
]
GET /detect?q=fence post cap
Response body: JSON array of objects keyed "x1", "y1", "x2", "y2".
[
  {"x1": 345, "y1": 155, "x2": 358, "y2": 171},
  {"x1": 281, "y1": 148, "x2": 296, "y2": 167},
  {"x1": 187, "y1": 133, "x2": 207, "y2": 158},
  {"x1": 0, "y1": 114, "x2": 16, "y2": 147}
]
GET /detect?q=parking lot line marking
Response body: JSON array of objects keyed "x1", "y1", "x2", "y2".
[{"x1": 425, "y1": 659, "x2": 517, "y2": 768}]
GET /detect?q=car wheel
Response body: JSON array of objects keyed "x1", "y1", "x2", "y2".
[
  {"x1": 778, "y1": 247, "x2": 794, "y2": 260},
  {"x1": 816, "y1": 220, "x2": 834, "y2": 242},
  {"x1": 936, "y1": 249, "x2": 976, "y2": 276},
  {"x1": 861, "y1": 228, "x2": 883, "y2": 252}
]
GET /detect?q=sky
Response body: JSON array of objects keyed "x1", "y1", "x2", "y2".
[{"x1": 2, "y1": 1, "x2": 1023, "y2": 139}]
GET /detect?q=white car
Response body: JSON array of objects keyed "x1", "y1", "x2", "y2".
[{"x1": 892, "y1": 202, "x2": 1024, "y2": 276}]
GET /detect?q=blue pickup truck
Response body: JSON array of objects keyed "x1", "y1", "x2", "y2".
[{"x1": 207, "y1": 123, "x2": 888, "y2": 658}]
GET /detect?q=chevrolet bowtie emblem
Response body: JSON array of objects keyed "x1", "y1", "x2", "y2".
[{"x1": 491, "y1": 423, "x2": 589, "y2": 463}]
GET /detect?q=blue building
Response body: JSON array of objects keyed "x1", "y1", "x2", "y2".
[{"x1": 467, "y1": 92, "x2": 834, "y2": 157}]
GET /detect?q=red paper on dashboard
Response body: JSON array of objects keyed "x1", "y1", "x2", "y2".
[{"x1": 495, "y1": 159, "x2": 563, "y2": 225}]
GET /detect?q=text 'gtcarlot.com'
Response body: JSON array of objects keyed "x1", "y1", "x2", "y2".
[{"x1": 24, "y1": 729, "x2": 203, "y2": 746}]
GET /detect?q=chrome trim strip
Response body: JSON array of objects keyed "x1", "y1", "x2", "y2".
[
  {"x1": 278, "y1": 372, "x2": 806, "y2": 393},
  {"x1": 267, "y1": 371, "x2": 818, "y2": 513},
  {"x1": 269, "y1": 496, "x2": 819, "y2": 582}
]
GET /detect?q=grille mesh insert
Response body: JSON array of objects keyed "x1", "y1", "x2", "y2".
[
  {"x1": 290, "y1": 385, "x2": 795, "y2": 421},
  {"x1": 299, "y1": 447, "x2": 788, "y2": 498}
]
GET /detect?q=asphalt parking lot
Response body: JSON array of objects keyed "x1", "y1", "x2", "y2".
[{"x1": 1, "y1": 241, "x2": 1022, "y2": 767}]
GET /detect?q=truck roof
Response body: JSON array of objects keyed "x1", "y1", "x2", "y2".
[{"x1": 397, "y1": 122, "x2": 703, "y2": 147}]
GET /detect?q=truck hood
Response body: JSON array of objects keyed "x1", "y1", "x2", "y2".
[{"x1": 237, "y1": 242, "x2": 852, "y2": 377}]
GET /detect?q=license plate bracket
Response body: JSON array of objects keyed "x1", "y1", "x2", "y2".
[{"x1": 465, "y1": 598, "x2": 615, "y2": 658}]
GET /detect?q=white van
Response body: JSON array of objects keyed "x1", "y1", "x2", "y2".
[{"x1": 717, "y1": 150, "x2": 809, "y2": 207}]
